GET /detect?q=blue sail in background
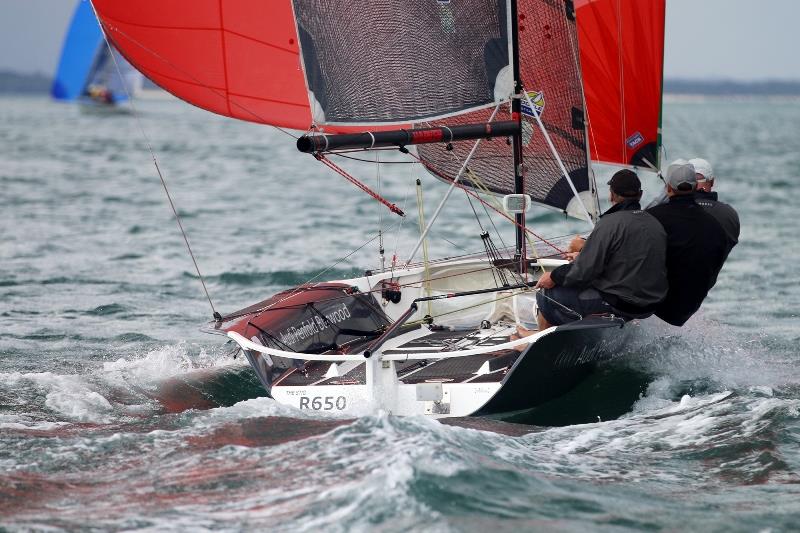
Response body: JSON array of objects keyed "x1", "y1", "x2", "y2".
[{"x1": 52, "y1": 0, "x2": 142, "y2": 103}]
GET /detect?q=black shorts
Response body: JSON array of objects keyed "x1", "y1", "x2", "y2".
[{"x1": 535, "y1": 286, "x2": 613, "y2": 326}]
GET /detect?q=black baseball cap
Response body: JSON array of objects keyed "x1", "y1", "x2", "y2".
[{"x1": 607, "y1": 169, "x2": 641, "y2": 197}]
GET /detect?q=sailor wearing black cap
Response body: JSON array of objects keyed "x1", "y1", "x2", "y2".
[
  {"x1": 533, "y1": 169, "x2": 668, "y2": 329},
  {"x1": 647, "y1": 161, "x2": 730, "y2": 326}
]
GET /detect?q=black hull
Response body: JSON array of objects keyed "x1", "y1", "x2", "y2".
[{"x1": 473, "y1": 316, "x2": 628, "y2": 416}]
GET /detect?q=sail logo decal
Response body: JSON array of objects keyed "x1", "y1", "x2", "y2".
[
  {"x1": 521, "y1": 90, "x2": 545, "y2": 118},
  {"x1": 626, "y1": 131, "x2": 644, "y2": 148},
  {"x1": 277, "y1": 303, "x2": 352, "y2": 346}
]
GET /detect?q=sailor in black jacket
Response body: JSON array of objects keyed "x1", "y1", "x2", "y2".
[
  {"x1": 647, "y1": 162, "x2": 729, "y2": 326},
  {"x1": 689, "y1": 157, "x2": 740, "y2": 260},
  {"x1": 533, "y1": 170, "x2": 668, "y2": 330}
]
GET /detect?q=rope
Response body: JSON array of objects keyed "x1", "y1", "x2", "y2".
[
  {"x1": 331, "y1": 152, "x2": 418, "y2": 164},
  {"x1": 249, "y1": 226, "x2": 396, "y2": 319},
  {"x1": 217, "y1": 247, "x2": 577, "y2": 322},
  {"x1": 389, "y1": 170, "x2": 415, "y2": 279},
  {"x1": 415, "y1": 179, "x2": 433, "y2": 316},
  {"x1": 413, "y1": 153, "x2": 565, "y2": 255},
  {"x1": 315, "y1": 154, "x2": 405, "y2": 217},
  {"x1": 453, "y1": 158, "x2": 526, "y2": 285},
  {"x1": 376, "y1": 152, "x2": 385, "y2": 270},
  {"x1": 94, "y1": 16, "x2": 219, "y2": 319}
]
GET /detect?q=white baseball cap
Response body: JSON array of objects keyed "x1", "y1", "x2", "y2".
[{"x1": 688, "y1": 158, "x2": 714, "y2": 181}]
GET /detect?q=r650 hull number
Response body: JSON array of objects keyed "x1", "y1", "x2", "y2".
[{"x1": 299, "y1": 395, "x2": 347, "y2": 411}]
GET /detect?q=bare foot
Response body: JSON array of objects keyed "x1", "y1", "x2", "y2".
[{"x1": 511, "y1": 325, "x2": 535, "y2": 352}]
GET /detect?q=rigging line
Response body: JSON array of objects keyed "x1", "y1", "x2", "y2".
[
  {"x1": 221, "y1": 263, "x2": 509, "y2": 320},
  {"x1": 389, "y1": 169, "x2": 417, "y2": 280},
  {"x1": 565, "y1": 3, "x2": 598, "y2": 163},
  {"x1": 437, "y1": 234, "x2": 471, "y2": 255},
  {"x1": 376, "y1": 151, "x2": 385, "y2": 270},
  {"x1": 453, "y1": 161, "x2": 522, "y2": 283},
  {"x1": 415, "y1": 179, "x2": 433, "y2": 316},
  {"x1": 521, "y1": 89, "x2": 595, "y2": 227},
  {"x1": 462, "y1": 185, "x2": 486, "y2": 233},
  {"x1": 465, "y1": 168, "x2": 512, "y2": 254},
  {"x1": 412, "y1": 153, "x2": 565, "y2": 254},
  {"x1": 563, "y1": 2, "x2": 601, "y2": 217},
  {"x1": 452, "y1": 160, "x2": 522, "y2": 286},
  {"x1": 331, "y1": 152, "x2": 417, "y2": 164},
  {"x1": 404, "y1": 290, "x2": 526, "y2": 327},
  {"x1": 95, "y1": 19, "x2": 298, "y2": 141},
  {"x1": 405, "y1": 103, "x2": 502, "y2": 265},
  {"x1": 246, "y1": 321, "x2": 295, "y2": 352},
  {"x1": 250, "y1": 224, "x2": 398, "y2": 318},
  {"x1": 315, "y1": 154, "x2": 405, "y2": 217},
  {"x1": 222, "y1": 251, "x2": 577, "y2": 320},
  {"x1": 92, "y1": 11, "x2": 219, "y2": 319}
]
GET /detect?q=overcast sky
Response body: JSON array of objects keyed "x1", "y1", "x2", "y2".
[{"x1": 0, "y1": 0, "x2": 797, "y2": 80}]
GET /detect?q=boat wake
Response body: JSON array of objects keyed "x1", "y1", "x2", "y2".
[{"x1": 2, "y1": 319, "x2": 799, "y2": 529}]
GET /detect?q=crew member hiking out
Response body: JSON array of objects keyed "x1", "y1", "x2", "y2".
[
  {"x1": 647, "y1": 161, "x2": 729, "y2": 326},
  {"x1": 532, "y1": 169, "x2": 668, "y2": 330},
  {"x1": 689, "y1": 157, "x2": 740, "y2": 260}
]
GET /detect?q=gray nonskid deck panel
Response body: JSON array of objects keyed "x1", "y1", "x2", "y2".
[{"x1": 272, "y1": 327, "x2": 521, "y2": 387}]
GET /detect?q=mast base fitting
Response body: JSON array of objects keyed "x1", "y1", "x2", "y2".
[{"x1": 381, "y1": 281, "x2": 402, "y2": 304}]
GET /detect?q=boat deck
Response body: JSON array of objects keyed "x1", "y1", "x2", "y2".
[{"x1": 272, "y1": 323, "x2": 525, "y2": 388}]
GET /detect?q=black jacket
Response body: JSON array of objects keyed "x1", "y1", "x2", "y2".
[
  {"x1": 695, "y1": 190, "x2": 740, "y2": 260},
  {"x1": 647, "y1": 194, "x2": 728, "y2": 326},
  {"x1": 551, "y1": 200, "x2": 668, "y2": 313}
]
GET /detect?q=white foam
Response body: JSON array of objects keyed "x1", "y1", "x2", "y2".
[
  {"x1": 104, "y1": 342, "x2": 195, "y2": 381},
  {"x1": 101, "y1": 341, "x2": 247, "y2": 391},
  {"x1": 1, "y1": 371, "x2": 115, "y2": 423}
]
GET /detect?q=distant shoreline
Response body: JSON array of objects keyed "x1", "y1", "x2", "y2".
[
  {"x1": 663, "y1": 79, "x2": 800, "y2": 97},
  {"x1": 2, "y1": 70, "x2": 800, "y2": 97}
]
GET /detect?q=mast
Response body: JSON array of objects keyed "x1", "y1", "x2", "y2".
[{"x1": 510, "y1": 0, "x2": 526, "y2": 273}]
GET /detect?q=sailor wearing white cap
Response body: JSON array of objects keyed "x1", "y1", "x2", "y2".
[{"x1": 688, "y1": 157, "x2": 740, "y2": 258}]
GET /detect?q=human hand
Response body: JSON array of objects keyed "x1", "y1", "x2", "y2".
[
  {"x1": 535, "y1": 271, "x2": 555, "y2": 289},
  {"x1": 562, "y1": 251, "x2": 580, "y2": 262},
  {"x1": 568, "y1": 236, "x2": 586, "y2": 253}
]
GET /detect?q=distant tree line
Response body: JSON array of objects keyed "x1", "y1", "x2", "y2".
[
  {"x1": 665, "y1": 78, "x2": 800, "y2": 96},
  {"x1": 0, "y1": 71, "x2": 51, "y2": 94}
]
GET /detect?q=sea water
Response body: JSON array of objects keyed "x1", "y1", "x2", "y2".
[{"x1": 1, "y1": 95, "x2": 799, "y2": 531}]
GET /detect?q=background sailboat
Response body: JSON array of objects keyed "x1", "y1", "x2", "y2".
[
  {"x1": 51, "y1": 0, "x2": 143, "y2": 111},
  {"x1": 86, "y1": 0, "x2": 666, "y2": 417}
]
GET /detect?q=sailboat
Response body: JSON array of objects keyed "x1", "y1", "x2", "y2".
[
  {"x1": 89, "y1": 0, "x2": 665, "y2": 417},
  {"x1": 51, "y1": 0, "x2": 143, "y2": 112}
]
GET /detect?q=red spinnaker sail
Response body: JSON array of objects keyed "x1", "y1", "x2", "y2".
[
  {"x1": 92, "y1": 0, "x2": 665, "y2": 160},
  {"x1": 91, "y1": 1, "x2": 501, "y2": 131},
  {"x1": 91, "y1": 1, "x2": 311, "y2": 129},
  {"x1": 576, "y1": 0, "x2": 666, "y2": 170}
]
